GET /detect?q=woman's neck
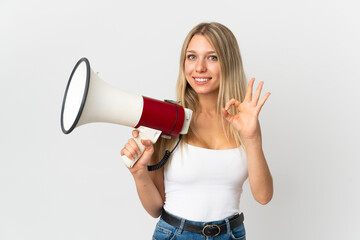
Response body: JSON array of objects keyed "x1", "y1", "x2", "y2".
[{"x1": 196, "y1": 91, "x2": 218, "y2": 115}]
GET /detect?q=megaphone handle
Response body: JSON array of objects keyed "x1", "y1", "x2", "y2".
[{"x1": 122, "y1": 126, "x2": 162, "y2": 168}]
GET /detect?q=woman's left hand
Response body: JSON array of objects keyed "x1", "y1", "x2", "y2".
[{"x1": 222, "y1": 78, "x2": 271, "y2": 140}]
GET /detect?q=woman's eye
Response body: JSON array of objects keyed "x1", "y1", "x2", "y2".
[
  {"x1": 209, "y1": 55, "x2": 218, "y2": 61},
  {"x1": 187, "y1": 55, "x2": 196, "y2": 60}
]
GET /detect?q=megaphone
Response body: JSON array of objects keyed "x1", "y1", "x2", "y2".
[{"x1": 61, "y1": 58, "x2": 192, "y2": 168}]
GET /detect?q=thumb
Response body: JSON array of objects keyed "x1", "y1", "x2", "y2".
[
  {"x1": 138, "y1": 139, "x2": 154, "y2": 162},
  {"x1": 140, "y1": 139, "x2": 154, "y2": 152}
]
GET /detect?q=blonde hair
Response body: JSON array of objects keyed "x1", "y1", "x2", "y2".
[{"x1": 151, "y1": 22, "x2": 248, "y2": 165}]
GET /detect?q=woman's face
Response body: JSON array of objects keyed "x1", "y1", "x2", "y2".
[{"x1": 184, "y1": 34, "x2": 220, "y2": 96}]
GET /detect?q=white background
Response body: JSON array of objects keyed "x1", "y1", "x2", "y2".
[{"x1": 1, "y1": 0, "x2": 359, "y2": 239}]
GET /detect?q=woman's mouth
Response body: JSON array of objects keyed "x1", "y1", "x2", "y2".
[{"x1": 193, "y1": 77, "x2": 211, "y2": 85}]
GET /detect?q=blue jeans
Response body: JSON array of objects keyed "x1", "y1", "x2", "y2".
[{"x1": 152, "y1": 211, "x2": 246, "y2": 240}]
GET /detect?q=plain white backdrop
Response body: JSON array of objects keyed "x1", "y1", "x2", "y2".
[{"x1": 1, "y1": 0, "x2": 359, "y2": 239}]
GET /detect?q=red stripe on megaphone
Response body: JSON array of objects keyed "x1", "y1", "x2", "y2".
[{"x1": 135, "y1": 97, "x2": 185, "y2": 137}]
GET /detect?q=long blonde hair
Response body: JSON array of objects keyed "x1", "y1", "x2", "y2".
[{"x1": 151, "y1": 22, "x2": 248, "y2": 165}]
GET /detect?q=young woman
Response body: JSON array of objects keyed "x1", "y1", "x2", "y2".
[{"x1": 121, "y1": 22, "x2": 273, "y2": 240}]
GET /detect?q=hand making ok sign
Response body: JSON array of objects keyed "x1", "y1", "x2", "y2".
[{"x1": 222, "y1": 78, "x2": 271, "y2": 140}]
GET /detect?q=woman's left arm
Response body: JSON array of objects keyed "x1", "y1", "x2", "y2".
[
  {"x1": 242, "y1": 125, "x2": 273, "y2": 205},
  {"x1": 222, "y1": 78, "x2": 273, "y2": 205}
]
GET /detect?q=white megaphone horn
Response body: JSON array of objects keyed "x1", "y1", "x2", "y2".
[{"x1": 61, "y1": 58, "x2": 192, "y2": 168}]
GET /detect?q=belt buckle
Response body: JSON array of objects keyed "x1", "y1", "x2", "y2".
[{"x1": 202, "y1": 224, "x2": 221, "y2": 237}]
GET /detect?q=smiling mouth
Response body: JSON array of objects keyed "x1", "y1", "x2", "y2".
[{"x1": 193, "y1": 77, "x2": 212, "y2": 83}]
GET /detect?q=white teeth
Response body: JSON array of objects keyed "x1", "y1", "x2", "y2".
[{"x1": 194, "y1": 78, "x2": 210, "y2": 82}]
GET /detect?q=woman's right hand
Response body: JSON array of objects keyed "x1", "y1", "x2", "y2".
[{"x1": 120, "y1": 130, "x2": 155, "y2": 175}]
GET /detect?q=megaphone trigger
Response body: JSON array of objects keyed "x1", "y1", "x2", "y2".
[{"x1": 122, "y1": 126, "x2": 161, "y2": 168}]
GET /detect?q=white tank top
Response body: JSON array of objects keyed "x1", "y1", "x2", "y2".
[{"x1": 163, "y1": 143, "x2": 248, "y2": 222}]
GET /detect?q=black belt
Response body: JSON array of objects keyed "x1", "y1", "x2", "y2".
[{"x1": 161, "y1": 209, "x2": 244, "y2": 237}]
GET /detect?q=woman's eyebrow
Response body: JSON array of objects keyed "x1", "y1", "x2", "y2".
[{"x1": 186, "y1": 50, "x2": 217, "y2": 54}]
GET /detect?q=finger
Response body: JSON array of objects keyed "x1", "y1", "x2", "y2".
[
  {"x1": 122, "y1": 148, "x2": 135, "y2": 160},
  {"x1": 125, "y1": 142, "x2": 138, "y2": 159},
  {"x1": 256, "y1": 92, "x2": 271, "y2": 113},
  {"x1": 222, "y1": 108, "x2": 233, "y2": 122},
  {"x1": 132, "y1": 130, "x2": 139, "y2": 138},
  {"x1": 253, "y1": 81, "x2": 264, "y2": 105},
  {"x1": 129, "y1": 138, "x2": 141, "y2": 155},
  {"x1": 225, "y1": 98, "x2": 240, "y2": 111},
  {"x1": 244, "y1": 78, "x2": 255, "y2": 102}
]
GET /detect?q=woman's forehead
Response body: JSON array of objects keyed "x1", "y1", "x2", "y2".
[{"x1": 186, "y1": 35, "x2": 215, "y2": 53}]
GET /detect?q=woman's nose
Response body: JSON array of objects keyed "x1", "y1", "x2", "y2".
[{"x1": 195, "y1": 59, "x2": 207, "y2": 73}]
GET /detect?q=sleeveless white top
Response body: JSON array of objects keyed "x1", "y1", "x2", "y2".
[{"x1": 163, "y1": 143, "x2": 248, "y2": 222}]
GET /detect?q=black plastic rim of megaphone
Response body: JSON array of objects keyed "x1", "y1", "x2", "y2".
[{"x1": 60, "y1": 57, "x2": 91, "y2": 134}]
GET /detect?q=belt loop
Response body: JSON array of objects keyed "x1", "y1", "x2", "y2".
[
  {"x1": 225, "y1": 217, "x2": 231, "y2": 234},
  {"x1": 176, "y1": 218, "x2": 186, "y2": 234}
]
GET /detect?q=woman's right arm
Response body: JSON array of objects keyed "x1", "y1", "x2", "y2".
[{"x1": 121, "y1": 130, "x2": 164, "y2": 218}]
